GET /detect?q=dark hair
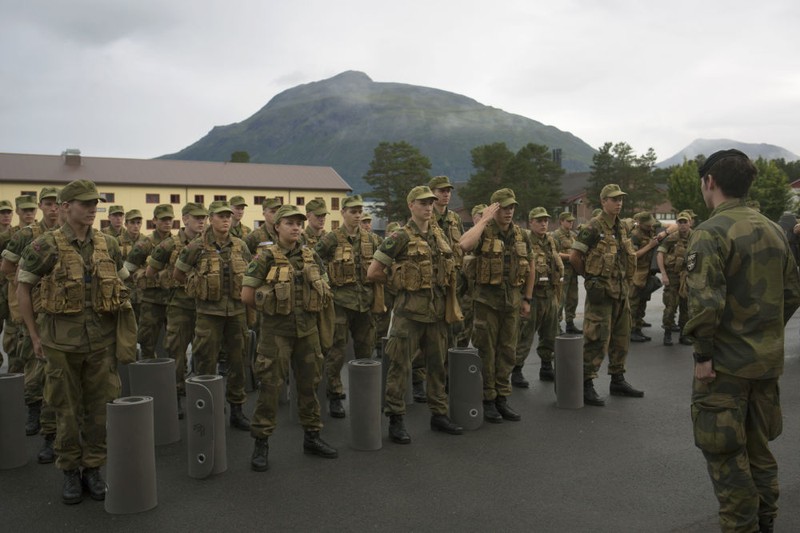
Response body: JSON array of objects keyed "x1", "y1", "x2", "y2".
[{"x1": 700, "y1": 150, "x2": 757, "y2": 199}]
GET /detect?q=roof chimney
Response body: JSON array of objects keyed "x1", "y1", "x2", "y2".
[{"x1": 62, "y1": 148, "x2": 82, "y2": 166}]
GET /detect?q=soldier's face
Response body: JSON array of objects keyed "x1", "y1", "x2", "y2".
[
  {"x1": 210, "y1": 212, "x2": 231, "y2": 233},
  {"x1": 530, "y1": 217, "x2": 549, "y2": 236},
  {"x1": 601, "y1": 196, "x2": 623, "y2": 216},
  {"x1": 342, "y1": 207, "x2": 362, "y2": 228},
  {"x1": 276, "y1": 216, "x2": 303, "y2": 245},
  {"x1": 184, "y1": 214, "x2": 206, "y2": 235},
  {"x1": 232, "y1": 204, "x2": 245, "y2": 222},
  {"x1": 125, "y1": 218, "x2": 142, "y2": 238},
  {"x1": 307, "y1": 212, "x2": 326, "y2": 231},
  {"x1": 263, "y1": 207, "x2": 279, "y2": 225},
  {"x1": 409, "y1": 198, "x2": 434, "y2": 222},
  {"x1": 433, "y1": 187, "x2": 452, "y2": 207},
  {"x1": 360, "y1": 220, "x2": 372, "y2": 232},
  {"x1": 18, "y1": 208, "x2": 36, "y2": 225},
  {"x1": 495, "y1": 205, "x2": 515, "y2": 227},
  {"x1": 155, "y1": 217, "x2": 174, "y2": 234},
  {"x1": 66, "y1": 200, "x2": 97, "y2": 227},
  {"x1": 560, "y1": 219, "x2": 573, "y2": 231},
  {"x1": 108, "y1": 212, "x2": 124, "y2": 230},
  {"x1": 0, "y1": 210, "x2": 12, "y2": 226},
  {"x1": 40, "y1": 199, "x2": 59, "y2": 225},
  {"x1": 677, "y1": 220, "x2": 690, "y2": 236}
]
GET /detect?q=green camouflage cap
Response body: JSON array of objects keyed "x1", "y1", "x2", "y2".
[
  {"x1": 407, "y1": 186, "x2": 437, "y2": 204},
  {"x1": 182, "y1": 202, "x2": 208, "y2": 216},
  {"x1": 39, "y1": 186, "x2": 60, "y2": 200},
  {"x1": 361, "y1": 213, "x2": 373, "y2": 222},
  {"x1": 600, "y1": 184, "x2": 627, "y2": 199},
  {"x1": 683, "y1": 209, "x2": 697, "y2": 218},
  {"x1": 634, "y1": 211, "x2": 656, "y2": 225},
  {"x1": 676, "y1": 211, "x2": 691, "y2": 222},
  {"x1": 274, "y1": 204, "x2": 307, "y2": 223},
  {"x1": 59, "y1": 180, "x2": 104, "y2": 203},
  {"x1": 528, "y1": 207, "x2": 550, "y2": 219},
  {"x1": 305, "y1": 198, "x2": 329, "y2": 215},
  {"x1": 15, "y1": 195, "x2": 38, "y2": 209},
  {"x1": 341, "y1": 195, "x2": 364, "y2": 209},
  {"x1": 108, "y1": 205, "x2": 125, "y2": 215},
  {"x1": 153, "y1": 204, "x2": 174, "y2": 219},
  {"x1": 0, "y1": 199, "x2": 13, "y2": 212},
  {"x1": 262, "y1": 197, "x2": 283, "y2": 209},
  {"x1": 386, "y1": 221, "x2": 402, "y2": 233},
  {"x1": 428, "y1": 175, "x2": 454, "y2": 190},
  {"x1": 229, "y1": 195, "x2": 248, "y2": 207},
  {"x1": 125, "y1": 209, "x2": 143, "y2": 221},
  {"x1": 208, "y1": 200, "x2": 233, "y2": 215},
  {"x1": 490, "y1": 188, "x2": 518, "y2": 207},
  {"x1": 592, "y1": 208, "x2": 602, "y2": 217},
  {"x1": 559, "y1": 211, "x2": 575, "y2": 222},
  {"x1": 471, "y1": 203, "x2": 487, "y2": 217}
]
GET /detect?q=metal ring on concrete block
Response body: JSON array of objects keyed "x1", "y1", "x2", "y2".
[
  {"x1": 348, "y1": 359, "x2": 382, "y2": 451},
  {"x1": 0, "y1": 373, "x2": 27, "y2": 470},
  {"x1": 128, "y1": 357, "x2": 180, "y2": 445},
  {"x1": 555, "y1": 334, "x2": 584, "y2": 409},
  {"x1": 447, "y1": 348, "x2": 483, "y2": 430},
  {"x1": 186, "y1": 375, "x2": 227, "y2": 478}
]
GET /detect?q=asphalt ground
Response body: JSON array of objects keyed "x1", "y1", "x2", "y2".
[{"x1": 2, "y1": 287, "x2": 799, "y2": 533}]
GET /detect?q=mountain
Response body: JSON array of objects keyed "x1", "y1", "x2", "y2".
[
  {"x1": 658, "y1": 138, "x2": 799, "y2": 168},
  {"x1": 160, "y1": 71, "x2": 597, "y2": 193}
]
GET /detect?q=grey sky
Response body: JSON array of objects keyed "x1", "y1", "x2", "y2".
[{"x1": 1, "y1": 0, "x2": 798, "y2": 163}]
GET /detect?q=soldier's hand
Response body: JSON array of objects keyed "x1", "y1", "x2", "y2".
[
  {"x1": 520, "y1": 300, "x2": 531, "y2": 318},
  {"x1": 662, "y1": 276, "x2": 670, "y2": 287},
  {"x1": 482, "y1": 202, "x2": 501, "y2": 221},
  {"x1": 694, "y1": 360, "x2": 715, "y2": 384},
  {"x1": 31, "y1": 335, "x2": 45, "y2": 361}
]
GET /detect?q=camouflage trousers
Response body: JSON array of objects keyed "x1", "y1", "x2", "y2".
[
  {"x1": 455, "y1": 284, "x2": 474, "y2": 348},
  {"x1": 251, "y1": 332, "x2": 324, "y2": 438},
  {"x1": 191, "y1": 313, "x2": 247, "y2": 405},
  {"x1": 165, "y1": 304, "x2": 196, "y2": 395},
  {"x1": 691, "y1": 373, "x2": 781, "y2": 532},
  {"x1": 18, "y1": 322, "x2": 56, "y2": 435},
  {"x1": 384, "y1": 315, "x2": 448, "y2": 416},
  {"x1": 3, "y1": 320, "x2": 21, "y2": 373},
  {"x1": 473, "y1": 301, "x2": 519, "y2": 402},
  {"x1": 662, "y1": 275, "x2": 688, "y2": 330},
  {"x1": 629, "y1": 284, "x2": 649, "y2": 330},
  {"x1": 325, "y1": 306, "x2": 375, "y2": 399},
  {"x1": 582, "y1": 296, "x2": 630, "y2": 380},
  {"x1": 43, "y1": 343, "x2": 120, "y2": 471},
  {"x1": 138, "y1": 301, "x2": 168, "y2": 359},
  {"x1": 559, "y1": 270, "x2": 579, "y2": 324},
  {"x1": 515, "y1": 290, "x2": 559, "y2": 366}
]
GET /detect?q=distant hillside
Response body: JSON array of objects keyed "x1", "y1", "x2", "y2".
[
  {"x1": 160, "y1": 71, "x2": 597, "y2": 193},
  {"x1": 658, "y1": 138, "x2": 799, "y2": 168}
]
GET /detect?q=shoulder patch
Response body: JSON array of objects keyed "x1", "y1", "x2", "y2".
[{"x1": 686, "y1": 251, "x2": 698, "y2": 272}]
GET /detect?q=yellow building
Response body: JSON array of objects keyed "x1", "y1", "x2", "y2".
[{"x1": 0, "y1": 150, "x2": 352, "y2": 231}]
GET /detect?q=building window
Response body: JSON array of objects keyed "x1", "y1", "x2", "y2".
[
  {"x1": 331, "y1": 220, "x2": 340, "y2": 230},
  {"x1": 20, "y1": 190, "x2": 36, "y2": 198},
  {"x1": 100, "y1": 192, "x2": 115, "y2": 202},
  {"x1": 214, "y1": 195, "x2": 227, "y2": 201},
  {"x1": 331, "y1": 197, "x2": 339, "y2": 210},
  {"x1": 194, "y1": 194, "x2": 204, "y2": 203},
  {"x1": 170, "y1": 194, "x2": 180, "y2": 204},
  {"x1": 296, "y1": 196, "x2": 305, "y2": 206},
  {"x1": 254, "y1": 196, "x2": 266, "y2": 206},
  {"x1": 146, "y1": 193, "x2": 160, "y2": 204}
]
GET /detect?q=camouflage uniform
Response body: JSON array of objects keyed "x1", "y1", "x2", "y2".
[
  {"x1": 300, "y1": 225, "x2": 326, "y2": 248},
  {"x1": 2, "y1": 225, "x2": 21, "y2": 372},
  {"x1": 658, "y1": 229, "x2": 692, "y2": 333},
  {"x1": 230, "y1": 222, "x2": 251, "y2": 240},
  {"x1": 245, "y1": 224, "x2": 279, "y2": 255},
  {"x1": 101, "y1": 226, "x2": 124, "y2": 239},
  {"x1": 685, "y1": 198, "x2": 800, "y2": 532},
  {"x1": 552, "y1": 225, "x2": 579, "y2": 327},
  {"x1": 629, "y1": 220, "x2": 658, "y2": 331},
  {"x1": 118, "y1": 226, "x2": 147, "y2": 321}
]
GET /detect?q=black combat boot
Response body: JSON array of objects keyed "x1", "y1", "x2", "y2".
[
  {"x1": 26, "y1": 401, "x2": 42, "y2": 436},
  {"x1": 303, "y1": 430, "x2": 338, "y2": 458},
  {"x1": 663, "y1": 329, "x2": 673, "y2": 346},
  {"x1": 329, "y1": 398, "x2": 346, "y2": 418},
  {"x1": 177, "y1": 394, "x2": 184, "y2": 420},
  {"x1": 81, "y1": 467, "x2": 106, "y2": 501},
  {"x1": 630, "y1": 329, "x2": 649, "y2": 342},
  {"x1": 38, "y1": 434, "x2": 55, "y2": 464},
  {"x1": 229, "y1": 403, "x2": 251, "y2": 431},
  {"x1": 539, "y1": 361, "x2": 555, "y2": 381},
  {"x1": 251, "y1": 437, "x2": 269, "y2": 471},
  {"x1": 388, "y1": 414, "x2": 411, "y2": 444},
  {"x1": 758, "y1": 515, "x2": 774, "y2": 533},
  {"x1": 412, "y1": 381, "x2": 427, "y2": 403},
  {"x1": 565, "y1": 321, "x2": 583, "y2": 334},
  {"x1": 62, "y1": 469, "x2": 83, "y2": 505},
  {"x1": 495, "y1": 396, "x2": 521, "y2": 421},
  {"x1": 483, "y1": 400, "x2": 503, "y2": 423},
  {"x1": 511, "y1": 366, "x2": 530, "y2": 388},
  {"x1": 430, "y1": 414, "x2": 463, "y2": 435},
  {"x1": 609, "y1": 374, "x2": 645, "y2": 397},
  {"x1": 583, "y1": 380, "x2": 605, "y2": 407}
]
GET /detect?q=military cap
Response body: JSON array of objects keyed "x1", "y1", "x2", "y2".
[
  {"x1": 683, "y1": 209, "x2": 697, "y2": 218},
  {"x1": 471, "y1": 204, "x2": 487, "y2": 217},
  {"x1": 386, "y1": 221, "x2": 401, "y2": 233},
  {"x1": 125, "y1": 209, "x2": 143, "y2": 221},
  {"x1": 407, "y1": 186, "x2": 437, "y2": 204},
  {"x1": 182, "y1": 202, "x2": 208, "y2": 216},
  {"x1": 262, "y1": 197, "x2": 283, "y2": 209},
  {"x1": 60, "y1": 180, "x2": 104, "y2": 203},
  {"x1": 229, "y1": 195, "x2": 248, "y2": 207},
  {"x1": 341, "y1": 195, "x2": 364, "y2": 209},
  {"x1": 208, "y1": 200, "x2": 233, "y2": 215},
  {"x1": 634, "y1": 211, "x2": 656, "y2": 225},
  {"x1": 698, "y1": 148, "x2": 749, "y2": 177},
  {"x1": 490, "y1": 188, "x2": 518, "y2": 207},
  {"x1": 274, "y1": 204, "x2": 307, "y2": 223},
  {"x1": 39, "y1": 186, "x2": 60, "y2": 200},
  {"x1": 15, "y1": 195, "x2": 38, "y2": 209},
  {"x1": 676, "y1": 211, "x2": 691, "y2": 222},
  {"x1": 361, "y1": 213, "x2": 373, "y2": 222},
  {"x1": 108, "y1": 205, "x2": 125, "y2": 215},
  {"x1": 0, "y1": 200, "x2": 13, "y2": 212},
  {"x1": 428, "y1": 175, "x2": 454, "y2": 190},
  {"x1": 528, "y1": 207, "x2": 550, "y2": 219},
  {"x1": 559, "y1": 211, "x2": 575, "y2": 222},
  {"x1": 592, "y1": 208, "x2": 602, "y2": 217},
  {"x1": 600, "y1": 184, "x2": 627, "y2": 199},
  {"x1": 305, "y1": 198, "x2": 329, "y2": 216},
  {"x1": 153, "y1": 204, "x2": 174, "y2": 219}
]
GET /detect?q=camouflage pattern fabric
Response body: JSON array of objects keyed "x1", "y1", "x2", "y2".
[
  {"x1": 325, "y1": 305, "x2": 375, "y2": 399},
  {"x1": 138, "y1": 301, "x2": 168, "y2": 359},
  {"x1": 659, "y1": 231, "x2": 692, "y2": 330},
  {"x1": 101, "y1": 225, "x2": 124, "y2": 239},
  {"x1": 299, "y1": 226, "x2": 326, "y2": 248},
  {"x1": 314, "y1": 226, "x2": 380, "y2": 312},
  {"x1": 553, "y1": 227, "x2": 579, "y2": 323},
  {"x1": 191, "y1": 313, "x2": 248, "y2": 404},
  {"x1": 244, "y1": 224, "x2": 278, "y2": 255},
  {"x1": 629, "y1": 226, "x2": 657, "y2": 330},
  {"x1": 230, "y1": 222, "x2": 251, "y2": 239}
]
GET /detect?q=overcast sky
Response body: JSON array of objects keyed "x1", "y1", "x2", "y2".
[{"x1": 2, "y1": 0, "x2": 798, "y2": 164}]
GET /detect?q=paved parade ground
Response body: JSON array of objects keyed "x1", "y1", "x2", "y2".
[{"x1": 2, "y1": 287, "x2": 800, "y2": 532}]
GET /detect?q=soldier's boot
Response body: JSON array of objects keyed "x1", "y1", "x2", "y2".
[
  {"x1": 329, "y1": 398, "x2": 346, "y2": 418},
  {"x1": 229, "y1": 403, "x2": 251, "y2": 431},
  {"x1": 630, "y1": 329, "x2": 649, "y2": 343},
  {"x1": 251, "y1": 437, "x2": 269, "y2": 472},
  {"x1": 671, "y1": 324, "x2": 681, "y2": 332},
  {"x1": 663, "y1": 329, "x2": 673, "y2": 346},
  {"x1": 81, "y1": 467, "x2": 106, "y2": 501},
  {"x1": 62, "y1": 469, "x2": 83, "y2": 505},
  {"x1": 303, "y1": 430, "x2": 338, "y2": 458},
  {"x1": 38, "y1": 434, "x2": 56, "y2": 464},
  {"x1": 430, "y1": 414, "x2": 463, "y2": 435},
  {"x1": 412, "y1": 381, "x2": 427, "y2": 403},
  {"x1": 26, "y1": 401, "x2": 42, "y2": 436},
  {"x1": 176, "y1": 394, "x2": 184, "y2": 420},
  {"x1": 679, "y1": 335, "x2": 692, "y2": 346},
  {"x1": 642, "y1": 321, "x2": 652, "y2": 328},
  {"x1": 583, "y1": 380, "x2": 605, "y2": 407},
  {"x1": 388, "y1": 415, "x2": 411, "y2": 444},
  {"x1": 758, "y1": 516, "x2": 774, "y2": 533},
  {"x1": 483, "y1": 400, "x2": 503, "y2": 423},
  {"x1": 511, "y1": 366, "x2": 529, "y2": 388},
  {"x1": 495, "y1": 396, "x2": 521, "y2": 421},
  {"x1": 609, "y1": 374, "x2": 645, "y2": 398},
  {"x1": 539, "y1": 361, "x2": 555, "y2": 382},
  {"x1": 565, "y1": 321, "x2": 583, "y2": 334}
]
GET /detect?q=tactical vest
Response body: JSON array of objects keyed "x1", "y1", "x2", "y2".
[
  {"x1": 155, "y1": 234, "x2": 186, "y2": 290},
  {"x1": 583, "y1": 221, "x2": 636, "y2": 281},
  {"x1": 665, "y1": 234, "x2": 690, "y2": 272},
  {"x1": 436, "y1": 210, "x2": 465, "y2": 267},
  {"x1": 531, "y1": 233, "x2": 563, "y2": 286},
  {"x1": 391, "y1": 225, "x2": 455, "y2": 292},
  {"x1": 475, "y1": 224, "x2": 530, "y2": 287},
  {"x1": 254, "y1": 245, "x2": 331, "y2": 315},
  {"x1": 327, "y1": 229, "x2": 374, "y2": 287},
  {"x1": 118, "y1": 233, "x2": 139, "y2": 260},
  {"x1": 7, "y1": 223, "x2": 46, "y2": 322},
  {"x1": 185, "y1": 237, "x2": 247, "y2": 301},
  {"x1": 40, "y1": 230, "x2": 128, "y2": 315},
  {"x1": 135, "y1": 234, "x2": 162, "y2": 290}
]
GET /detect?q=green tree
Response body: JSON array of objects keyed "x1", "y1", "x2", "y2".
[
  {"x1": 586, "y1": 142, "x2": 661, "y2": 217},
  {"x1": 749, "y1": 157, "x2": 791, "y2": 221},
  {"x1": 459, "y1": 142, "x2": 514, "y2": 210},
  {"x1": 773, "y1": 158, "x2": 800, "y2": 183},
  {"x1": 667, "y1": 158, "x2": 710, "y2": 221},
  {"x1": 230, "y1": 151, "x2": 250, "y2": 163},
  {"x1": 363, "y1": 141, "x2": 432, "y2": 221}
]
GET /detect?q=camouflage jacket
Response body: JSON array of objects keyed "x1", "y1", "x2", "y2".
[
  {"x1": 148, "y1": 228, "x2": 196, "y2": 309},
  {"x1": 244, "y1": 223, "x2": 278, "y2": 255},
  {"x1": 300, "y1": 226, "x2": 326, "y2": 248},
  {"x1": 572, "y1": 212, "x2": 635, "y2": 300},
  {"x1": 315, "y1": 226, "x2": 381, "y2": 313},
  {"x1": 683, "y1": 199, "x2": 800, "y2": 378},
  {"x1": 2, "y1": 220, "x2": 59, "y2": 266},
  {"x1": 472, "y1": 219, "x2": 533, "y2": 311},
  {"x1": 433, "y1": 207, "x2": 465, "y2": 267},
  {"x1": 528, "y1": 230, "x2": 564, "y2": 295},
  {"x1": 125, "y1": 229, "x2": 173, "y2": 305},
  {"x1": 658, "y1": 230, "x2": 693, "y2": 276},
  {"x1": 552, "y1": 227, "x2": 576, "y2": 272},
  {"x1": 102, "y1": 225, "x2": 125, "y2": 240},
  {"x1": 230, "y1": 222, "x2": 251, "y2": 239}
]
